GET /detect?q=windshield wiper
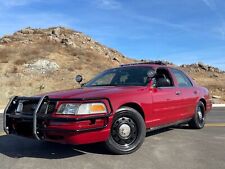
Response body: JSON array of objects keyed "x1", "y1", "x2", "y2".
[{"x1": 88, "y1": 84, "x2": 120, "y2": 87}]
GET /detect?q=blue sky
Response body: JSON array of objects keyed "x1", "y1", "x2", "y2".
[{"x1": 0, "y1": 0, "x2": 225, "y2": 70}]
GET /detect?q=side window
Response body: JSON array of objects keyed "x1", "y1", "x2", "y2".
[
  {"x1": 155, "y1": 68, "x2": 174, "y2": 87},
  {"x1": 171, "y1": 69, "x2": 193, "y2": 87}
]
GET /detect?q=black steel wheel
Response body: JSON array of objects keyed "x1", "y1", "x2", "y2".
[
  {"x1": 189, "y1": 101, "x2": 206, "y2": 129},
  {"x1": 105, "y1": 107, "x2": 146, "y2": 154},
  {"x1": 111, "y1": 117, "x2": 137, "y2": 147}
]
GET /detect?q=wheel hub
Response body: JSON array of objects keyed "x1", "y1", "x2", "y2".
[
  {"x1": 111, "y1": 117, "x2": 137, "y2": 146},
  {"x1": 119, "y1": 124, "x2": 131, "y2": 138},
  {"x1": 197, "y1": 109, "x2": 203, "y2": 121}
]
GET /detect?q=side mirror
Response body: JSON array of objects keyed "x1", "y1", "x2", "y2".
[
  {"x1": 147, "y1": 70, "x2": 157, "y2": 88},
  {"x1": 151, "y1": 78, "x2": 157, "y2": 88},
  {"x1": 147, "y1": 70, "x2": 156, "y2": 78},
  {"x1": 81, "y1": 83, "x2": 86, "y2": 87},
  {"x1": 75, "y1": 75, "x2": 83, "y2": 84}
]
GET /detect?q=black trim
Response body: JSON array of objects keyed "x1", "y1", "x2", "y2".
[
  {"x1": 39, "y1": 124, "x2": 108, "y2": 133},
  {"x1": 146, "y1": 118, "x2": 192, "y2": 132},
  {"x1": 6, "y1": 113, "x2": 111, "y2": 122},
  {"x1": 3, "y1": 96, "x2": 17, "y2": 134},
  {"x1": 33, "y1": 96, "x2": 48, "y2": 140}
]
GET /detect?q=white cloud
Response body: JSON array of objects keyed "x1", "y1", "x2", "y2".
[
  {"x1": 0, "y1": 12, "x2": 77, "y2": 36},
  {"x1": 130, "y1": 14, "x2": 191, "y2": 32},
  {"x1": 200, "y1": 0, "x2": 225, "y2": 39},
  {"x1": 201, "y1": 0, "x2": 216, "y2": 10},
  {"x1": 95, "y1": 0, "x2": 121, "y2": 10},
  {"x1": 200, "y1": 0, "x2": 222, "y2": 19},
  {"x1": 0, "y1": 0, "x2": 38, "y2": 7},
  {"x1": 213, "y1": 22, "x2": 225, "y2": 39}
]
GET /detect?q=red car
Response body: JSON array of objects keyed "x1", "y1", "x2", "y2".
[{"x1": 3, "y1": 62, "x2": 212, "y2": 154}]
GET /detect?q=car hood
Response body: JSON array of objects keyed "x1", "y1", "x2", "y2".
[{"x1": 39, "y1": 86, "x2": 145, "y2": 99}]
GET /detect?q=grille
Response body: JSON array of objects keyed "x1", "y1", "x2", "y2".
[
  {"x1": 20, "y1": 101, "x2": 56, "y2": 115},
  {"x1": 22, "y1": 101, "x2": 37, "y2": 113}
]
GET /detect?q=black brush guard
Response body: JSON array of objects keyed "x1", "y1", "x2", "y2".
[{"x1": 3, "y1": 96, "x2": 112, "y2": 140}]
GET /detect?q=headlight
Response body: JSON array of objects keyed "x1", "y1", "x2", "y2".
[
  {"x1": 57, "y1": 103, "x2": 107, "y2": 115},
  {"x1": 57, "y1": 104, "x2": 79, "y2": 114}
]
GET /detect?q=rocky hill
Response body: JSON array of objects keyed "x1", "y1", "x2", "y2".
[
  {"x1": 180, "y1": 62, "x2": 225, "y2": 104},
  {"x1": 0, "y1": 27, "x2": 224, "y2": 107}
]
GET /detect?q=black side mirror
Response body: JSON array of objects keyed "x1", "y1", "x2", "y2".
[
  {"x1": 151, "y1": 78, "x2": 157, "y2": 88},
  {"x1": 147, "y1": 70, "x2": 156, "y2": 78},
  {"x1": 75, "y1": 75, "x2": 83, "y2": 84},
  {"x1": 81, "y1": 83, "x2": 86, "y2": 87}
]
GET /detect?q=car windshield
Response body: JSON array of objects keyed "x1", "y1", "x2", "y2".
[{"x1": 84, "y1": 66, "x2": 154, "y2": 87}]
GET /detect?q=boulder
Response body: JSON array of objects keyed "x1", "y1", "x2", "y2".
[
  {"x1": 0, "y1": 37, "x2": 11, "y2": 43},
  {"x1": 112, "y1": 57, "x2": 120, "y2": 63},
  {"x1": 52, "y1": 27, "x2": 61, "y2": 37},
  {"x1": 24, "y1": 59, "x2": 59, "y2": 73},
  {"x1": 212, "y1": 95, "x2": 222, "y2": 99},
  {"x1": 20, "y1": 28, "x2": 34, "y2": 34},
  {"x1": 198, "y1": 62, "x2": 208, "y2": 70}
]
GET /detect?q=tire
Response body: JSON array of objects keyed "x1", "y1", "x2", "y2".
[
  {"x1": 188, "y1": 101, "x2": 206, "y2": 129},
  {"x1": 105, "y1": 107, "x2": 146, "y2": 155}
]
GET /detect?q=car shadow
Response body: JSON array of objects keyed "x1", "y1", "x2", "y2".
[
  {"x1": 171, "y1": 124, "x2": 193, "y2": 130},
  {"x1": 0, "y1": 135, "x2": 110, "y2": 159},
  {"x1": 0, "y1": 125, "x2": 189, "y2": 159},
  {"x1": 146, "y1": 127, "x2": 173, "y2": 137},
  {"x1": 145, "y1": 124, "x2": 193, "y2": 137}
]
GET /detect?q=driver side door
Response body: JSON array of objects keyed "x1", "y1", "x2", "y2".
[{"x1": 150, "y1": 67, "x2": 184, "y2": 127}]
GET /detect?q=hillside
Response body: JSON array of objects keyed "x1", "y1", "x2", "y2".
[
  {"x1": 180, "y1": 63, "x2": 225, "y2": 104},
  {"x1": 0, "y1": 27, "x2": 224, "y2": 107}
]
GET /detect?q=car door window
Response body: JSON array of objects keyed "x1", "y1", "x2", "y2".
[
  {"x1": 155, "y1": 68, "x2": 174, "y2": 87},
  {"x1": 171, "y1": 69, "x2": 193, "y2": 87}
]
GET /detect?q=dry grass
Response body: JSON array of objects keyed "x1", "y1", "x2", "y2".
[
  {"x1": 14, "y1": 58, "x2": 27, "y2": 65},
  {"x1": 9, "y1": 66, "x2": 19, "y2": 73},
  {"x1": 0, "y1": 58, "x2": 9, "y2": 63},
  {"x1": 0, "y1": 48, "x2": 15, "y2": 63}
]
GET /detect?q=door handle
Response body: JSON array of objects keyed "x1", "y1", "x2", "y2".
[
  {"x1": 194, "y1": 91, "x2": 198, "y2": 94},
  {"x1": 176, "y1": 91, "x2": 181, "y2": 95}
]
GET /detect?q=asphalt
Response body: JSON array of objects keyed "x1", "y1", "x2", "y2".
[{"x1": 0, "y1": 108, "x2": 225, "y2": 169}]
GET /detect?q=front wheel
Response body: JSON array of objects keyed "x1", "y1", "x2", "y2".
[
  {"x1": 189, "y1": 101, "x2": 206, "y2": 129},
  {"x1": 105, "y1": 107, "x2": 146, "y2": 154}
]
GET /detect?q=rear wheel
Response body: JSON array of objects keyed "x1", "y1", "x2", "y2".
[
  {"x1": 189, "y1": 101, "x2": 205, "y2": 129},
  {"x1": 105, "y1": 107, "x2": 146, "y2": 154}
]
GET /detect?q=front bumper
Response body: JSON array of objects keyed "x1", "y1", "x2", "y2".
[{"x1": 3, "y1": 96, "x2": 113, "y2": 144}]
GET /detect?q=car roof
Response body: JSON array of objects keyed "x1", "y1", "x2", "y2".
[{"x1": 120, "y1": 62, "x2": 177, "y2": 70}]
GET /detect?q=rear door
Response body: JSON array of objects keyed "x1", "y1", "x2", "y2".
[{"x1": 170, "y1": 68, "x2": 198, "y2": 119}]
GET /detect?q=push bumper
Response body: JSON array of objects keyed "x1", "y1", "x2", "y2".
[{"x1": 3, "y1": 96, "x2": 113, "y2": 144}]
